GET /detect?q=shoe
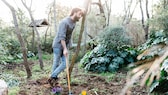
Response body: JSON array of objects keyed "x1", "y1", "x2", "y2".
[
  {"x1": 48, "y1": 77, "x2": 59, "y2": 87},
  {"x1": 53, "y1": 77, "x2": 60, "y2": 87},
  {"x1": 48, "y1": 77, "x2": 54, "y2": 87},
  {"x1": 53, "y1": 77, "x2": 59, "y2": 81}
]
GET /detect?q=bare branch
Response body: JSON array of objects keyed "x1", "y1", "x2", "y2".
[
  {"x1": 21, "y1": 0, "x2": 44, "y2": 69},
  {"x1": 1, "y1": 0, "x2": 32, "y2": 78}
]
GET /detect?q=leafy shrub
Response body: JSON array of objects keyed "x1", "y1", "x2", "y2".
[
  {"x1": 98, "y1": 26, "x2": 131, "y2": 49},
  {"x1": 0, "y1": 37, "x2": 35, "y2": 64},
  {"x1": 6, "y1": 39, "x2": 21, "y2": 56},
  {"x1": 122, "y1": 30, "x2": 168, "y2": 94},
  {"x1": 150, "y1": 58, "x2": 168, "y2": 94},
  {"x1": 0, "y1": 44, "x2": 14, "y2": 64},
  {"x1": 81, "y1": 27, "x2": 138, "y2": 73},
  {"x1": 138, "y1": 30, "x2": 168, "y2": 51},
  {"x1": 81, "y1": 45, "x2": 138, "y2": 73},
  {"x1": 4, "y1": 38, "x2": 35, "y2": 59},
  {"x1": 0, "y1": 73, "x2": 20, "y2": 88},
  {"x1": 41, "y1": 36, "x2": 53, "y2": 53},
  {"x1": 0, "y1": 33, "x2": 15, "y2": 64}
]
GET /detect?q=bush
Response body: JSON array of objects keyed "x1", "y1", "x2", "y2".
[
  {"x1": 122, "y1": 30, "x2": 168, "y2": 94},
  {"x1": 0, "y1": 73, "x2": 20, "y2": 88},
  {"x1": 80, "y1": 27, "x2": 138, "y2": 73},
  {"x1": 98, "y1": 26, "x2": 131, "y2": 49},
  {"x1": 150, "y1": 58, "x2": 168, "y2": 94},
  {"x1": 41, "y1": 36, "x2": 53, "y2": 53},
  {"x1": 81, "y1": 45, "x2": 138, "y2": 73},
  {"x1": 0, "y1": 34, "x2": 15, "y2": 64}
]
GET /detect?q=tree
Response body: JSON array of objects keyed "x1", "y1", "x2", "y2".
[
  {"x1": 1, "y1": 0, "x2": 32, "y2": 78},
  {"x1": 69, "y1": 0, "x2": 91, "y2": 77},
  {"x1": 122, "y1": 0, "x2": 139, "y2": 25},
  {"x1": 105, "y1": 0, "x2": 112, "y2": 26},
  {"x1": 151, "y1": 0, "x2": 168, "y2": 34},
  {"x1": 53, "y1": 0, "x2": 57, "y2": 33},
  {"x1": 139, "y1": 0, "x2": 150, "y2": 40},
  {"x1": 21, "y1": 0, "x2": 44, "y2": 69},
  {"x1": 163, "y1": 0, "x2": 168, "y2": 9},
  {"x1": 91, "y1": 0, "x2": 106, "y2": 27}
]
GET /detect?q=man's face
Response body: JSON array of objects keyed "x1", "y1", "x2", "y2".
[{"x1": 74, "y1": 11, "x2": 83, "y2": 21}]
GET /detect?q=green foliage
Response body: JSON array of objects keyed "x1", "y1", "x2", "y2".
[
  {"x1": 135, "y1": 30, "x2": 168, "y2": 94},
  {"x1": 81, "y1": 27, "x2": 138, "y2": 73},
  {"x1": 0, "y1": 37, "x2": 35, "y2": 63},
  {"x1": 0, "y1": 73, "x2": 20, "y2": 88},
  {"x1": 138, "y1": 30, "x2": 168, "y2": 51},
  {"x1": 41, "y1": 36, "x2": 53, "y2": 53},
  {"x1": 8, "y1": 86, "x2": 20, "y2": 95},
  {"x1": 150, "y1": 58, "x2": 168, "y2": 94},
  {"x1": 0, "y1": 26, "x2": 36, "y2": 64},
  {"x1": 0, "y1": 9, "x2": 33, "y2": 64},
  {"x1": 6, "y1": 39, "x2": 21, "y2": 56},
  {"x1": 152, "y1": 1, "x2": 168, "y2": 35},
  {"x1": 98, "y1": 27, "x2": 131, "y2": 49},
  {"x1": 0, "y1": 30, "x2": 15, "y2": 64}
]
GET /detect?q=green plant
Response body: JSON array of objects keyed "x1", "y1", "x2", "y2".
[
  {"x1": 81, "y1": 45, "x2": 138, "y2": 73},
  {"x1": 0, "y1": 73, "x2": 20, "y2": 88},
  {"x1": 152, "y1": 3, "x2": 168, "y2": 34},
  {"x1": 121, "y1": 30, "x2": 168, "y2": 95},
  {"x1": 98, "y1": 26, "x2": 131, "y2": 49},
  {"x1": 150, "y1": 58, "x2": 168, "y2": 94},
  {"x1": 8, "y1": 86, "x2": 20, "y2": 95},
  {"x1": 81, "y1": 27, "x2": 138, "y2": 73},
  {"x1": 0, "y1": 33, "x2": 15, "y2": 64}
]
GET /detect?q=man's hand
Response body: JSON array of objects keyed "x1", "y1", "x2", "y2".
[
  {"x1": 61, "y1": 40, "x2": 68, "y2": 57},
  {"x1": 63, "y1": 48, "x2": 68, "y2": 57}
]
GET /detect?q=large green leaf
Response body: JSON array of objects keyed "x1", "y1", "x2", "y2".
[
  {"x1": 119, "y1": 51, "x2": 128, "y2": 58},
  {"x1": 161, "y1": 59, "x2": 168, "y2": 72},
  {"x1": 108, "y1": 63, "x2": 119, "y2": 72},
  {"x1": 112, "y1": 57, "x2": 124, "y2": 64},
  {"x1": 106, "y1": 50, "x2": 118, "y2": 57},
  {"x1": 150, "y1": 79, "x2": 168, "y2": 94}
]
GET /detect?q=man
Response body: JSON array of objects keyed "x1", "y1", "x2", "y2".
[{"x1": 48, "y1": 7, "x2": 85, "y2": 87}]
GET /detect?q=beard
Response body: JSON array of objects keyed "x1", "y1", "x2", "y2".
[{"x1": 74, "y1": 16, "x2": 80, "y2": 22}]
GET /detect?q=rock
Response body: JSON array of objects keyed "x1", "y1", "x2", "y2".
[{"x1": 0, "y1": 79, "x2": 8, "y2": 95}]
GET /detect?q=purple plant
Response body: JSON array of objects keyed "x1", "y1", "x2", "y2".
[{"x1": 52, "y1": 87, "x2": 62, "y2": 94}]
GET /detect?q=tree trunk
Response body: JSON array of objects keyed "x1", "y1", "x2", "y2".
[
  {"x1": 44, "y1": 26, "x2": 49, "y2": 46},
  {"x1": 21, "y1": 0, "x2": 44, "y2": 69},
  {"x1": 92, "y1": 0, "x2": 106, "y2": 28},
  {"x1": 69, "y1": 0, "x2": 90, "y2": 77},
  {"x1": 163, "y1": 0, "x2": 168, "y2": 9},
  {"x1": 2, "y1": 0, "x2": 32, "y2": 78},
  {"x1": 122, "y1": 0, "x2": 138, "y2": 25},
  {"x1": 139, "y1": 0, "x2": 149, "y2": 40},
  {"x1": 31, "y1": 29, "x2": 35, "y2": 52},
  {"x1": 44, "y1": 7, "x2": 52, "y2": 47},
  {"x1": 54, "y1": 0, "x2": 57, "y2": 33},
  {"x1": 105, "y1": 0, "x2": 112, "y2": 26}
]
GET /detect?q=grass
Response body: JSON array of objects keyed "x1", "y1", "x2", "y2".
[
  {"x1": 8, "y1": 86, "x2": 20, "y2": 95},
  {"x1": 100, "y1": 72, "x2": 115, "y2": 82}
]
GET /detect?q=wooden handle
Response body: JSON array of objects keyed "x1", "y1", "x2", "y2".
[{"x1": 66, "y1": 55, "x2": 71, "y2": 93}]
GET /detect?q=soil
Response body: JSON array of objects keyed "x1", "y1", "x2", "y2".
[{"x1": 2, "y1": 62, "x2": 148, "y2": 95}]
